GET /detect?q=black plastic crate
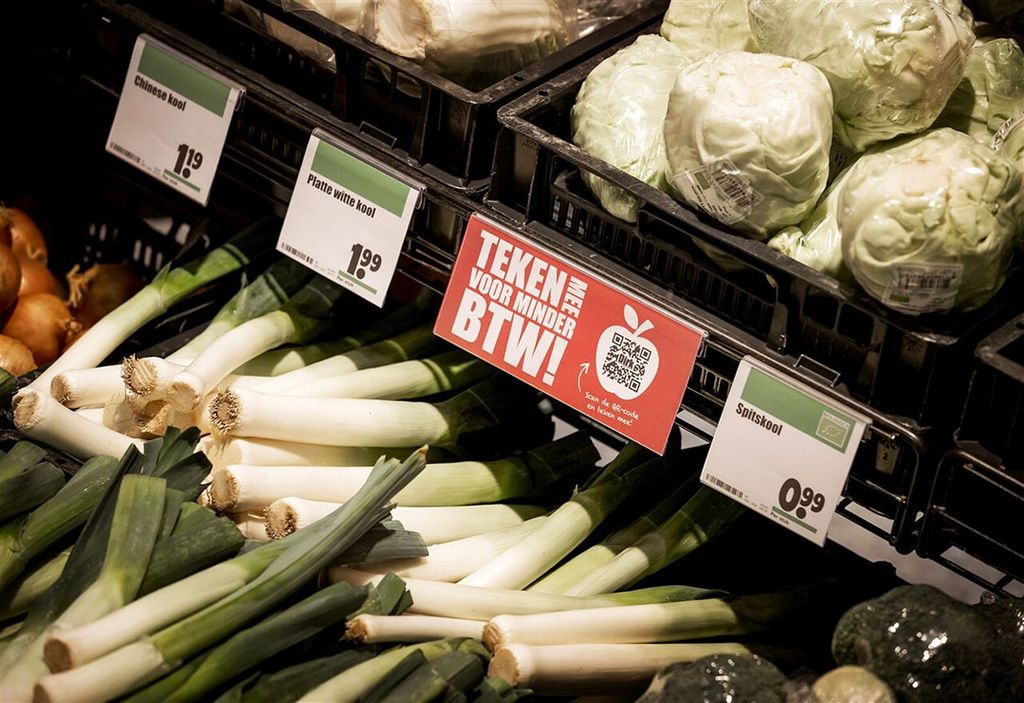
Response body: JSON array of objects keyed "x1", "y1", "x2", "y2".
[
  {"x1": 121, "y1": 0, "x2": 667, "y2": 194},
  {"x1": 957, "y1": 314, "x2": 1024, "y2": 468},
  {"x1": 487, "y1": 37, "x2": 1022, "y2": 429},
  {"x1": 918, "y1": 446, "x2": 1024, "y2": 593}
]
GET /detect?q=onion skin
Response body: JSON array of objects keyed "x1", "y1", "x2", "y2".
[
  {"x1": 0, "y1": 207, "x2": 47, "y2": 264},
  {"x1": 66, "y1": 263, "x2": 144, "y2": 328},
  {"x1": 2, "y1": 293, "x2": 78, "y2": 366},
  {"x1": 18, "y1": 257, "x2": 61, "y2": 298},
  {"x1": 0, "y1": 245, "x2": 21, "y2": 315},
  {"x1": 0, "y1": 334, "x2": 36, "y2": 376}
]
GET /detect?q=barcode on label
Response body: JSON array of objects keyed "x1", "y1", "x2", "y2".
[
  {"x1": 109, "y1": 142, "x2": 141, "y2": 164},
  {"x1": 708, "y1": 171, "x2": 756, "y2": 211},
  {"x1": 706, "y1": 474, "x2": 744, "y2": 501},
  {"x1": 895, "y1": 271, "x2": 956, "y2": 290},
  {"x1": 281, "y1": 243, "x2": 314, "y2": 265}
]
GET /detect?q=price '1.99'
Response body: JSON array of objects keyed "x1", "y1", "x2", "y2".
[{"x1": 347, "y1": 243, "x2": 383, "y2": 280}]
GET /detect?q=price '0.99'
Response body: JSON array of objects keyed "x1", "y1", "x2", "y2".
[{"x1": 778, "y1": 477, "x2": 825, "y2": 520}]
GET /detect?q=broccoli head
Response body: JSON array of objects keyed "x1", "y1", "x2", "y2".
[
  {"x1": 637, "y1": 653, "x2": 787, "y2": 703},
  {"x1": 832, "y1": 584, "x2": 1024, "y2": 701}
]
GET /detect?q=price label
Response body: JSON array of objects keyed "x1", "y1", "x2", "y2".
[
  {"x1": 435, "y1": 215, "x2": 706, "y2": 453},
  {"x1": 276, "y1": 130, "x2": 423, "y2": 306},
  {"x1": 701, "y1": 358, "x2": 870, "y2": 545},
  {"x1": 106, "y1": 35, "x2": 243, "y2": 205}
]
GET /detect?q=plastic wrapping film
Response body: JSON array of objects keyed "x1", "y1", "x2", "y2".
[
  {"x1": 747, "y1": 0, "x2": 976, "y2": 152},
  {"x1": 659, "y1": 0, "x2": 756, "y2": 57},
  {"x1": 838, "y1": 128, "x2": 1022, "y2": 315},
  {"x1": 934, "y1": 36, "x2": 1024, "y2": 143},
  {"x1": 663, "y1": 51, "x2": 834, "y2": 239},
  {"x1": 570, "y1": 34, "x2": 689, "y2": 223}
]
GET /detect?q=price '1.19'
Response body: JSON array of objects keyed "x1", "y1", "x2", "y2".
[{"x1": 173, "y1": 143, "x2": 204, "y2": 180}]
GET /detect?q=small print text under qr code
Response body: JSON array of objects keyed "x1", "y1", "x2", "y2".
[
  {"x1": 600, "y1": 332, "x2": 652, "y2": 393},
  {"x1": 706, "y1": 474, "x2": 744, "y2": 501}
]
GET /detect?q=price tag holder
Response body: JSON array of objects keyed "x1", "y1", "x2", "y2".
[
  {"x1": 106, "y1": 35, "x2": 244, "y2": 205},
  {"x1": 701, "y1": 357, "x2": 871, "y2": 545},
  {"x1": 435, "y1": 214, "x2": 706, "y2": 454},
  {"x1": 276, "y1": 129, "x2": 423, "y2": 306}
]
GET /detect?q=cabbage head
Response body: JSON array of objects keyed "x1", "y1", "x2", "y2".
[
  {"x1": 935, "y1": 37, "x2": 1024, "y2": 143},
  {"x1": 748, "y1": 0, "x2": 976, "y2": 152},
  {"x1": 995, "y1": 112, "x2": 1024, "y2": 243},
  {"x1": 370, "y1": 0, "x2": 570, "y2": 90},
  {"x1": 839, "y1": 129, "x2": 1023, "y2": 314},
  {"x1": 661, "y1": 0, "x2": 756, "y2": 56},
  {"x1": 571, "y1": 35, "x2": 689, "y2": 222},
  {"x1": 664, "y1": 51, "x2": 833, "y2": 238}
]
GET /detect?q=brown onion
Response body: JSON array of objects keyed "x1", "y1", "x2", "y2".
[
  {"x1": 1, "y1": 206, "x2": 47, "y2": 264},
  {"x1": 2, "y1": 293, "x2": 79, "y2": 366},
  {"x1": 0, "y1": 245, "x2": 21, "y2": 315},
  {"x1": 18, "y1": 257, "x2": 61, "y2": 298},
  {"x1": 0, "y1": 334, "x2": 36, "y2": 376},
  {"x1": 66, "y1": 263, "x2": 144, "y2": 328}
]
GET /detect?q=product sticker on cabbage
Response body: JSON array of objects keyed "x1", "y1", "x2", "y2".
[
  {"x1": 883, "y1": 263, "x2": 963, "y2": 315},
  {"x1": 679, "y1": 159, "x2": 763, "y2": 225},
  {"x1": 992, "y1": 110, "x2": 1024, "y2": 151}
]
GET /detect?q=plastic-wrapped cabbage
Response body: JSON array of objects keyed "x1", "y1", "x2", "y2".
[
  {"x1": 571, "y1": 35, "x2": 688, "y2": 222},
  {"x1": 660, "y1": 0, "x2": 756, "y2": 56},
  {"x1": 935, "y1": 38, "x2": 1024, "y2": 143},
  {"x1": 369, "y1": 0, "x2": 572, "y2": 90},
  {"x1": 263, "y1": 0, "x2": 368, "y2": 64},
  {"x1": 839, "y1": 129, "x2": 1023, "y2": 314},
  {"x1": 994, "y1": 112, "x2": 1024, "y2": 241},
  {"x1": 664, "y1": 51, "x2": 833, "y2": 238},
  {"x1": 748, "y1": 0, "x2": 976, "y2": 152},
  {"x1": 768, "y1": 167, "x2": 856, "y2": 279}
]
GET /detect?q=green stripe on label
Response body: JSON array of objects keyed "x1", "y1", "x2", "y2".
[
  {"x1": 312, "y1": 140, "x2": 409, "y2": 217},
  {"x1": 741, "y1": 367, "x2": 856, "y2": 452},
  {"x1": 771, "y1": 507, "x2": 817, "y2": 533},
  {"x1": 139, "y1": 43, "x2": 231, "y2": 116}
]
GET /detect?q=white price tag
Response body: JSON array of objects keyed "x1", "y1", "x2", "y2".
[
  {"x1": 701, "y1": 358, "x2": 870, "y2": 545},
  {"x1": 106, "y1": 35, "x2": 243, "y2": 205},
  {"x1": 276, "y1": 130, "x2": 423, "y2": 307}
]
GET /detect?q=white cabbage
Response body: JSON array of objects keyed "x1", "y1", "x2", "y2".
[
  {"x1": 370, "y1": 0, "x2": 570, "y2": 89},
  {"x1": 571, "y1": 35, "x2": 689, "y2": 222},
  {"x1": 839, "y1": 129, "x2": 1023, "y2": 314},
  {"x1": 935, "y1": 37, "x2": 1024, "y2": 143},
  {"x1": 664, "y1": 51, "x2": 833, "y2": 238},
  {"x1": 660, "y1": 0, "x2": 757, "y2": 56},
  {"x1": 747, "y1": 0, "x2": 976, "y2": 152}
]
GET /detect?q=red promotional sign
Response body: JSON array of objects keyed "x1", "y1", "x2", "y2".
[{"x1": 434, "y1": 215, "x2": 705, "y2": 453}]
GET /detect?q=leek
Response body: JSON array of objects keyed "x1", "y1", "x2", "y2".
[
  {"x1": 0, "y1": 549, "x2": 70, "y2": 620},
  {"x1": 209, "y1": 375, "x2": 533, "y2": 447},
  {"x1": 138, "y1": 512, "x2": 246, "y2": 596},
  {"x1": 459, "y1": 451, "x2": 670, "y2": 589},
  {"x1": 168, "y1": 276, "x2": 349, "y2": 412},
  {"x1": 0, "y1": 461, "x2": 64, "y2": 521},
  {"x1": 28, "y1": 218, "x2": 275, "y2": 392},
  {"x1": 0, "y1": 455, "x2": 119, "y2": 593},
  {"x1": 230, "y1": 512, "x2": 270, "y2": 541},
  {"x1": 13, "y1": 388, "x2": 143, "y2": 459},
  {"x1": 345, "y1": 517, "x2": 548, "y2": 582},
  {"x1": 347, "y1": 614, "x2": 484, "y2": 643},
  {"x1": 373, "y1": 644, "x2": 488, "y2": 703},
  {"x1": 0, "y1": 441, "x2": 49, "y2": 480},
  {"x1": 250, "y1": 322, "x2": 445, "y2": 394},
  {"x1": 198, "y1": 436, "x2": 392, "y2": 471},
  {"x1": 330, "y1": 570, "x2": 712, "y2": 620},
  {"x1": 36, "y1": 448, "x2": 428, "y2": 701},
  {"x1": 528, "y1": 480, "x2": 691, "y2": 594},
  {"x1": 51, "y1": 366, "x2": 128, "y2": 408},
  {"x1": 565, "y1": 487, "x2": 747, "y2": 596},
  {"x1": 233, "y1": 650, "x2": 374, "y2": 703},
  {"x1": 265, "y1": 498, "x2": 545, "y2": 544},
  {"x1": 489, "y1": 643, "x2": 751, "y2": 695}
]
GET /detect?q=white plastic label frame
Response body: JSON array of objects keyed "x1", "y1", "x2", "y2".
[
  {"x1": 106, "y1": 35, "x2": 244, "y2": 205},
  {"x1": 276, "y1": 129, "x2": 424, "y2": 307},
  {"x1": 701, "y1": 357, "x2": 871, "y2": 546}
]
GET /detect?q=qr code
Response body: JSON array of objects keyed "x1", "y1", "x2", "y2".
[{"x1": 600, "y1": 332, "x2": 652, "y2": 393}]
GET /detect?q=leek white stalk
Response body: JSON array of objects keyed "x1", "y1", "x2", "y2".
[
  {"x1": 251, "y1": 323, "x2": 443, "y2": 394},
  {"x1": 347, "y1": 614, "x2": 483, "y2": 643},
  {"x1": 51, "y1": 366, "x2": 132, "y2": 408},
  {"x1": 329, "y1": 570, "x2": 699, "y2": 620},
  {"x1": 27, "y1": 219, "x2": 273, "y2": 392},
  {"x1": 209, "y1": 375, "x2": 520, "y2": 447},
  {"x1": 197, "y1": 436, "x2": 390, "y2": 471},
  {"x1": 230, "y1": 513, "x2": 271, "y2": 541},
  {"x1": 73, "y1": 407, "x2": 106, "y2": 424},
  {"x1": 345, "y1": 518, "x2": 547, "y2": 582},
  {"x1": 229, "y1": 337, "x2": 359, "y2": 376},
  {"x1": 264, "y1": 498, "x2": 545, "y2": 544},
  {"x1": 489, "y1": 643, "x2": 750, "y2": 695},
  {"x1": 13, "y1": 389, "x2": 143, "y2": 460},
  {"x1": 36, "y1": 449, "x2": 428, "y2": 702},
  {"x1": 121, "y1": 356, "x2": 186, "y2": 401},
  {"x1": 169, "y1": 277, "x2": 347, "y2": 412}
]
